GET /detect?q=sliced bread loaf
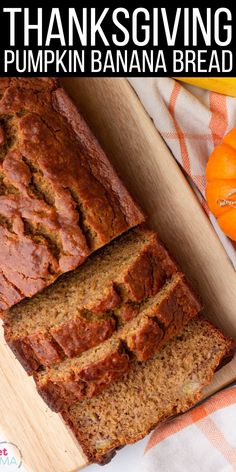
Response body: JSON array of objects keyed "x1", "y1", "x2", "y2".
[
  {"x1": 35, "y1": 272, "x2": 201, "y2": 411},
  {"x1": 61, "y1": 318, "x2": 234, "y2": 464},
  {"x1": 4, "y1": 227, "x2": 177, "y2": 373}
]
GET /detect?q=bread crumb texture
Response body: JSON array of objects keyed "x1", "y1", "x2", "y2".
[
  {"x1": 61, "y1": 318, "x2": 234, "y2": 464},
  {"x1": 4, "y1": 228, "x2": 180, "y2": 373},
  {"x1": 34, "y1": 271, "x2": 201, "y2": 411}
]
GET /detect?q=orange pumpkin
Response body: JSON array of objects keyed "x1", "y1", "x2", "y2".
[{"x1": 206, "y1": 128, "x2": 236, "y2": 241}]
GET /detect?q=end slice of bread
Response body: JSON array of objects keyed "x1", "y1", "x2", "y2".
[{"x1": 61, "y1": 317, "x2": 234, "y2": 464}]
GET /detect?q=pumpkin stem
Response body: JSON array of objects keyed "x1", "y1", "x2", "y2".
[{"x1": 217, "y1": 188, "x2": 236, "y2": 208}]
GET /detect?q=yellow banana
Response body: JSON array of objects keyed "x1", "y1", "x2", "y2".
[{"x1": 174, "y1": 78, "x2": 236, "y2": 97}]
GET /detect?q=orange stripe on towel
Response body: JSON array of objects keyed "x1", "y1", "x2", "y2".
[
  {"x1": 168, "y1": 82, "x2": 191, "y2": 175},
  {"x1": 197, "y1": 417, "x2": 236, "y2": 468},
  {"x1": 209, "y1": 92, "x2": 228, "y2": 146},
  {"x1": 162, "y1": 131, "x2": 213, "y2": 141},
  {"x1": 145, "y1": 387, "x2": 236, "y2": 453},
  {"x1": 192, "y1": 175, "x2": 207, "y2": 194}
]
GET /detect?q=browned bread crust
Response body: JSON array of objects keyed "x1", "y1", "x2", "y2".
[
  {"x1": 122, "y1": 273, "x2": 201, "y2": 361},
  {"x1": 7, "y1": 315, "x2": 116, "y2": 374},
  {"x1": 4, "y1": 228, "x2": 177, "y2": 374},
  {"x1": 0, "y1": 77, "x2": 144, "y2": 310},
  {"x1": 34, "y1": 273, "x2": 201, "y2": 411},
  {"x1": 61, "y1": 318, "x2": 234, "y2": 464},
  {"x1": 35, "y1": 340, "x2": 130, "y2": 412}
]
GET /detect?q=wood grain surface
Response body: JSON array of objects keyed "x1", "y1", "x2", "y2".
[{"x1": 0, "y1": 77, "x2": 235, "y2": 472}]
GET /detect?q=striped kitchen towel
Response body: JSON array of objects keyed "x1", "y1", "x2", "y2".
[
  {"x1": 128, "y1": 78, "x2": 236, "y2": 269},
  {"x1": 142, "y1": 385, "x2": 236, "y2": 472}
]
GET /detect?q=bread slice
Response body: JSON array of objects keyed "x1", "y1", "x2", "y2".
[
  {"x1": 119, "y1": 272, "x2": 201, "y2": 361},
  {"x1": 35, "y1": 339, "x2": 131, "y2": 412},
  {"x1": 35, "y1": 272, "x2": 201, "y2": 411},
  {"x1": 61, "y1": 318, "x2": 234, "y2": 464},
  {"x1": 4, "y1": 227, "x2": 177, "y2": 373},
  {"x1": 0, "y1": 78, "x2": 145, "y2": 310}
]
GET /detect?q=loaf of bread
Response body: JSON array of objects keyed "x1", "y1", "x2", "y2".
[
  {"x1": 1, "y1": 79, "x2": 234, "y2": 471},
  {"x1": 4, "y1": 227, "x2": 178, "y2": 374},
  {"x1": 61, "y1": 318, "x2": 234, "y2": 464},
  {"x1": 35, "y1": 272, "x2": 201, "y2": 411},
  {"x1": 0, "y1": 78, "x2": 144, "y2": 310}
]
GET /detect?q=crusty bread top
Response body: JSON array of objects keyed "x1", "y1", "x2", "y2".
[{"x1": 0, "y1": 77, "x2": 144, "y2": 310}]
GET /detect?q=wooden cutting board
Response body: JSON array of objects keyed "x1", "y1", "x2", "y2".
[{"x1": 0, "y1": 77, "x2": 236, "y2": 472}]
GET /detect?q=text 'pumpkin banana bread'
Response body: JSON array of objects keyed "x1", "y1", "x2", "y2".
[
  {"x1": 4, "y1": 227, "x2": 178, "y2": 373},
  {"x1": 35, "y1": 272, "x2": 201, "y2": 411},
  {"x1": 61, "y1": 318, "x2": 234, "y2": 464},
  {"x1": 0, "y1": 77, "x2": 145, "y2": 310}
]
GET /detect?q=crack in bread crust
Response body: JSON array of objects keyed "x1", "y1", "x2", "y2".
[{"x1": 0, "y1": 77, "x2": 144, "y2": 309}]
